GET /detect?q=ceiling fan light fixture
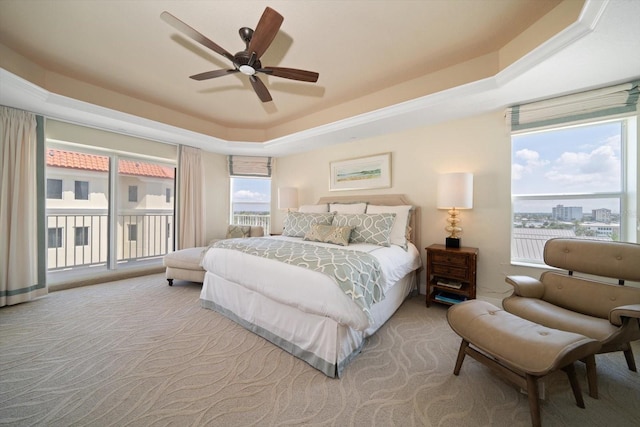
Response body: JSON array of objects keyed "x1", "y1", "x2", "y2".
[{"x1": 239, "y1": 65, "x2": 256, "y2": 75}]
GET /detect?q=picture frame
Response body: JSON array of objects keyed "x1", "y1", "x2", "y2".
[{"x1": 329, "y1": 153, "x2": 391, "y2": 191}]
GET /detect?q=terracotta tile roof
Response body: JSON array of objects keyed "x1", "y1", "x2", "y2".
[{"x1": 46, "y1": 149, "x2": 174, "y2": 179}]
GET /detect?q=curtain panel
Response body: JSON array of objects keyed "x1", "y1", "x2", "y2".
[
  {"x1": 178, "y1": 145, "x2": 205, "y2": 249},
  {"x1": 0, "y1": 106, "x2": 46, "y2": 306},
  {"x1": 506, "y1": 81, "x2": 639, "y2": 131},
  {"x1": 228, "y1": 155, "x2": 273, "y2": 177}
]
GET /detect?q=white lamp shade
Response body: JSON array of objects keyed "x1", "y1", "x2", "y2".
[
  {"x1": 278, "y1": 187, "x2": 298, "y2": 210},
  {"x1": 437, "y1": 173, "x2": 473, "y2": 209}
]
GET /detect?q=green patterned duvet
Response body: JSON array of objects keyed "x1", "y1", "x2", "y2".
[{"x1": 213, "y1": 237, "x2": 384, "y2": 318}]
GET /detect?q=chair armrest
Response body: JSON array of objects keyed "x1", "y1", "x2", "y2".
[
  {"x1": 609, "y1": 304, "x2": 640, "y2": 326},
  {"x1": 505, "y1": 275, "x2": 545, "y2": 299}
]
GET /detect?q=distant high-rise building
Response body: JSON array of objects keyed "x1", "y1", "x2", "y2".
[
  {"x1": 592, "y1": 208, "x2": 612, "y2": 223},
  {"x1": 552, "y1": 204, "x2": 583, "y2": 221}
]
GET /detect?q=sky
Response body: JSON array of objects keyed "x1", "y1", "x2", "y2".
[
  {"x1": 231, "y1": 177, "x2": 271, "y2": 213},
  {"x1": 512, "y1": 120, "x2": 623, "y2": 213}
]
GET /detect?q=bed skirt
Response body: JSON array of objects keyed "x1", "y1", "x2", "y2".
[{"x1": 200, "y1": 270, "x2": 416, "y2": 378}]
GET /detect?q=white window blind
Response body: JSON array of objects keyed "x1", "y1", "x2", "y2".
[
  {"x1": 228, "y1": 156, "x2": 273, "y2": 177},
  {"x1": 506, "y1": 81, "x2": 639, "y2": 131}
]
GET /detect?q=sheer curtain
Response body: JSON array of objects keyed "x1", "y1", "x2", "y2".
[
  {"x1": 178, "y1": 145, "x2": 205, "y2": 249},
  {"x1": 0, "y1": 107, "x2": 46, "y2": 306}
]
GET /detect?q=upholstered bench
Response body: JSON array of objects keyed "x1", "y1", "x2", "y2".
[
  {"x1": 447, "y1": 300, "x2": 601, "y2": 427},
  {"x1": 163, "y1": 225, "x2": 264, "y2": 286}
]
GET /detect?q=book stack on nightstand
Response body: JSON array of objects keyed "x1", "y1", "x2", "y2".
[{"x1": 425, "y1": 244, "x2": 478, "y2": 307}]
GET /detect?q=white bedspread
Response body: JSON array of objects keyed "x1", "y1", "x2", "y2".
[{"x1": 200, "y1": 236, "x2": 421, "y2": 331}]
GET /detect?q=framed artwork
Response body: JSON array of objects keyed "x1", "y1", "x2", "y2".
[{"x1": 329, "y1": 153, "x2": 391, "y2": 191}]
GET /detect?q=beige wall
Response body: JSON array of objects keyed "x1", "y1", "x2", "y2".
[
  {"x1": 268, "y1": 110, "x2": 515, "y2": 303},
  {"x1": 256, "y1": 108, "x2": 640, "y2": 303}
]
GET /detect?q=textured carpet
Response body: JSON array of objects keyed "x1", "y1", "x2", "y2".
[{"x1": 1, "y1": 273, "x2": 639, "y2": 426}]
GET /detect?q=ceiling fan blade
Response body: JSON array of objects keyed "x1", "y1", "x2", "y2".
[
  {"x1": 248, "y1": 7, "x2": 283, "y2": 60},
  {"x1": 190, "y1": 69, "x2": 239, "y2": 80},
  {"x1": 250, "y1": 75, "x2": 272, "y2": 102},
  {"x1": 161, "y1": 11, "x2": 235, "y2": 63},
  {"x1": 259, "y1": 67, "x2": 319, "y2": 82}
]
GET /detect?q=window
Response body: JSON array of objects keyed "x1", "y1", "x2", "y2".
[
  {"x1": 75, "y1": 226, "x2": 89, "y2": 246},
  {"x1": 511, "y1": 118, "x2": 634, "y2": 264},
  {"x1": 166, "y1": 188, "x2": 171, "y2": 203},
  {"x1": 47, "y1": 179, "x2": 62, "y2": 199},
  {"x1": 128, "y1": 185, "x2": 138, "y2": 202},
  {"x1": 128, "y1": 224, "x2": 138, "y2": 241},
  {"x1": 46, "y1": 143, "x2": 175, "y2": 272},
  {"x1": 230, "y1": 177, "x2": 271, "y2": 233},
  {"x1": 75, "y1": 180, "x2": 89, "y2": 200},
  {"x1": 48, "y1": 227, "x2": 63, "y2": 248}
]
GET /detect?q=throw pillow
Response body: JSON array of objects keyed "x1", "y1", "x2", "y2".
[
  {"x1": 332, "y1": 213, "x2": 396, "y2": 246},
  {"x1": 226, "y1": 225, "x2": 251, "y2": 239},
  {"x1": 303, "y1": 224, "x2": 353, "y2": 246}
]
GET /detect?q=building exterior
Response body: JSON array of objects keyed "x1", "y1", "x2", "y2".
[
  {"x1": 592, "y1": 208, "x2": 612, "y2": 223},
  {"x1": 552, "y1": 205, "x2": 583, "y2": 221}
]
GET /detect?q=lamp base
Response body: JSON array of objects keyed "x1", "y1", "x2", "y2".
[{"x1": 445, "y1": 237, "x2": 461, "y2": 248}]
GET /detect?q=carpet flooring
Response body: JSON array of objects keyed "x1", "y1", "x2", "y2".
[{"x1": 1, "y1": 273, "x2": 639, "y2": 426}]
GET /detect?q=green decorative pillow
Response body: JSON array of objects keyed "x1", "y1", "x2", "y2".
[
  {"x1": 226, "y1": 225, "x2": 251, "y2": 239},
  {"x1": 303, "y1": 224, "x2": 353, "y2": 246},
  {"x1": 283, "y1": 212, "x2": 335, "y2": 237},
  {"x1": 332, "y1": 213, "x2": 396, "y2": 246}
]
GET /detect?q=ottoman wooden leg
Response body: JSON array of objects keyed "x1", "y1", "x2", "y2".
[
  {"x1": 453, "y1": 339, "x2": 469, "y2": 375},
  {"x1": 167, "y1": 278, "x2": 173, "y2": 286},
  {"x1": 525, "y1": 374, "x2": 541, "y2": 427},
  {"x1": 583, "y1": 355, "x2": 598, "y2": 398},
  {"x1": 562, "y1": 362, "x2": 585, "y2": 408}
]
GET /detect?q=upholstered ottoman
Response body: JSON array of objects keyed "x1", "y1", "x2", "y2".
[
  {"x1": 447, "y1": 300, "x2": 601, "y2": 427},
  {"x1": 163, "y1": 225, "x2": 265, "y2": 286},
  {"x1": 163, "y1": 247, "x2": 206, "y2": 285}
]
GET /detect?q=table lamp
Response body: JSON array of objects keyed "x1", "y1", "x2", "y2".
[{"x1": 437, "y1": 172, "x2": 473, "y2": 248}]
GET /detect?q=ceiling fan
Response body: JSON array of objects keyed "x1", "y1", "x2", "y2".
[{"x1": 161, "y1": 7, "x2": 319, "y2": 103}]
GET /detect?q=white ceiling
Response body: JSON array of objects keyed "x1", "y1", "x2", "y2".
[{"x1": 1, "y1": 0, "x2": 639, "y2": 157}]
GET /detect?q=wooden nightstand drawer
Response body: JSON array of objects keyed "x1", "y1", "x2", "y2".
[
  {"x1": 432, "y1": 252, "x2": 468, "y2": 266},
  {"x1": 425, "y1": 244, "x2": 478, "y2": 307},
  {"x1": 432, "y1": 264, "x2": 467, "y2": 281}
]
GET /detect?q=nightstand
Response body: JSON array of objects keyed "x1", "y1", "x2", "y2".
[{"x1": 425, "y1": 244, "x2": 478, "y2": 307}]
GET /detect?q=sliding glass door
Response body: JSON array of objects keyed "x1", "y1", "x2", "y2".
[{"x1": 46, "y1": 144, "x2": 175, "y2": 276}]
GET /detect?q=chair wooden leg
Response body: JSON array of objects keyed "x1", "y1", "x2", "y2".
[
  {"x1": 453, "y1": 339, "x2": 469, "y2": 375},
  {"x1": 562, "y1": 363, "x2": 585, "y2": 408},
  {"x1": 582, "y1": 355, "x2": 598, "y2": 399},
  {"x1": 622, "y1": 344, "x2": 637, "y2": 372},
  {"x1": 525, "y1": 374, "x2": 542, "y2": 427}
]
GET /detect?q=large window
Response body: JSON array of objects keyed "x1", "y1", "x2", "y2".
[
  {"x1": 46, "y1": 145, "x2": 175, "y2": 271},
  {"x1": 511, "y1": 117, "x2": 635, "y2": 264},
  {"x1": 230, "y1": 177, "x2": 271, "y2": 233}
]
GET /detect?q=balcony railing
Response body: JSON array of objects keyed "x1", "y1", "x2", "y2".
[
  {"x1": 47, "y1": 212, "x2": 270, "y2": 271},
  {"x1": 47, "y1": 213, "x2": 174, "y2": 271},
  {"x1": 232, "y1": 214, "x2": 270, "y2": 233}
]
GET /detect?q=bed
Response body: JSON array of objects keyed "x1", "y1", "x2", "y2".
[{"x1": 200, "y1": 194, "x2": 422, "y2": 377}]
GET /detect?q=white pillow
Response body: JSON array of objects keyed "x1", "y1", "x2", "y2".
[
  {"x1": 298, "y1": 204, "x2": 329, "y2": 213},
  {"x1": 329, "y1": 202, "x2": 367, "y2": 214},
  {"x1": 366, "y1": 205, "x2": 413, "y2": 249}
]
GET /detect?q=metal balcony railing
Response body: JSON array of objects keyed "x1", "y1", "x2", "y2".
[
  {"x1": 46, "y1": 213, "x2": 174, "y2": 271},
  {"x1": 232, "y1": 214, "x2": 270, "y2": 233}
]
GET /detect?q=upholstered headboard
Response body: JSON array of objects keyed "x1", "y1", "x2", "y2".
[{"x1": 316, "y1": 194, "x2": 420, "y2": 251}]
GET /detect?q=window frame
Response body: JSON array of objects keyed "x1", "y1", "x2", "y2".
[
  {"x1": 74, "y1": 180, "x2": 89, "y2": 200},
  {"x1": 47, "y1": 227, "x2": 63, "y2": 248},
  {"x1": 128, "y1": 185, "x2": 138, "y2": 202},
  {"x1": 47, "y1": 178, "x2": 62, "y2": 199},
  {"x1": 510, "y1": 116, "x2": 635, "y2": 266},
  {"x1": 74, "y1": 226, "x2": 89, "y2": 246}
]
